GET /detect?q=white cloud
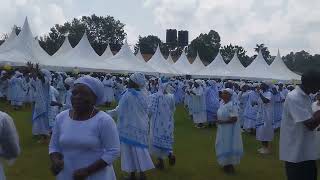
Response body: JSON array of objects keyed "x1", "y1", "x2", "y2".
[{"x1": 144, "y1": 0, "x2": 320, "y2": 55}]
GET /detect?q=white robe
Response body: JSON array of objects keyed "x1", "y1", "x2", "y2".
[
  {"x1": 215, "y1": 101, "x2": 243, "y2": 166},
  {"x1": 191, "y1": 86, "x2": 207, "y2": 124},
  {"x1": 0, "y1": 112, "x2": 20, "y2": 180},
  {"x1": 256, "y1": 91, "x2": 274, "y2": 142},
  {"x1": 102, "y1": 78, "x2": 115, "y2": 103}
]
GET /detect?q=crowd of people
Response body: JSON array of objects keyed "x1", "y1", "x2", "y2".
[{"x1": 0, "y1": 62, "x2": 320, "y2": 180}]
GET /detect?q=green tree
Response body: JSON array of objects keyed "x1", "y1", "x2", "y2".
[
  {"x1": 187, "y1": 30, "x2": 221, "y2": 63},
  {"x1": 40, "y1": 14, "x2": 126, "y2": 55},
  {"x1": 220, "y1": 44, "x2": 249, "y2": 66},
  {"x1": 134, "y1": 35, "x2": 169, "y2": 56}
]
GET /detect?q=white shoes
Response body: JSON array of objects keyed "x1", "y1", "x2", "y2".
[{"x1": 258, "y1": 147, "x2": 271, "y2": 154}]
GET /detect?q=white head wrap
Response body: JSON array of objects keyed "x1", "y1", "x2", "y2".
[
  {"x1": 130, "y1": 72, "x2": 146, "y2": 88},
  {"x1": 223, "y1": 88, "x2": 234, "y2": 95},
  {"x1": 208, "y1": 80, "x2": 216, "y2": 86},
  {"x1": 195, "y1": 79, "x2": 202, "y2": 84},
  {"x1": 74, "y1": 75, "x2": 105, "y2": 105},
  {"x1": 64, "y1": 77, "x2": 75, "y2": 87},
  {"x1": 262, "y1": 80, "x2": 273, "y2": 87},
  {"x1": 41, "y1": 69, "x2": 52, "y2": 82}
]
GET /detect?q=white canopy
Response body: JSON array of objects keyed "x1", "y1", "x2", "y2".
[
  {"x1": 269, "y1": 50, "x2": 301, "y2": 81},
  {"x1": 106, "y1": 41, "x2": 157, "y2": 74},
  {"x1": 241, "y1": 50, "x2": 275, "y2": 80},
  {"x1": 100, "y1": 44, "x2": 113, "y2": 60},
  {"x1": 135, "y1": 48, "x2": 145, "y2": 62},
  {"x1": 45, "y1": 32, "x2": 107, "y2": 72},
  {"x1": 0, "y1": 27, "x2": 17, "y2": 53},
  {"x1": 172, "y1": 51, "x2": 193, "y2": 75},
  {"x1": 196, "y1": 52, "x2": 230, "y2": 78},
  {"x1": 166, "y1": 53, "x2": 175, "y2": 65},
  {"x1": 0, "y1": 17, "x2": 42, "y2": 66},
  {"x1": 52, "y1": 36, "x2": 72, "y2": 57},
  {"x1": 225, "y1": 52, "x2": 246, "y2": 78},
  {"x1": 147, "y1": 45, "x2": 177, "y2": 75},
  {"x1": 190, "y1": 52, "x2": 205, "y2": 73}
]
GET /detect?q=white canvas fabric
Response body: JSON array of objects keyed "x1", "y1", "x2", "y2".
[
  {"x1": 100, "y1": 44, "x2": 113, "y2": 60},
  {"x1": 241, "y1": 50, "x2": 274, "y2": 80},
  {"x1": 0, "y1": 17, "x2": 41, "y2": 66},
  {"x1": 269, "y1": 50, "x2": 301, "y2": 81},
  {"x1": 0, "y1": 27, "x2": 17, "y2": 53},
  {"x1": 135, "y1": 48, "x2": 145, "y2": 63},
  {"x1": 147, "y1": 45, "x2": 177, "y2": 75},
  {"x1": 196, "y1": 52, "x2": 230, "y2": 78},
  {"x1": 52, "y1": 36, "x2": 72, "y2": 57},
  {"x1": 172, "y1": 51, "x2": 193, "y2": 75},
  {"x1": 166, "y1": 53, "x2": 175, "y2": 65},
  {"x1": 190, "y1": 52, "x2": 205, "y2": 73},
  {"x1": 106, "y1": 41, "x2": 157, "y2": 74},
  {"x1": 225, "y1": 52, "x2": 246, "y2": 78},
  {"x1": 45, "y1": 33, "x2": 108, "y2": 72}
]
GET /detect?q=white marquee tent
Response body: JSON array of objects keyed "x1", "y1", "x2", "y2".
[
  {"x1": 100, "y1": 44, "x2": 113, "y2": 59},
  {"x1": 172, "y1": 51, "x2": 193, "y2": 75},
  {"x1": 225, "y1": 52, "x2": 246, "y2": 78},
  {"x1": 106, "y1": 41, "x2": 157, "y2": 74},
  {"x1": 147, "y1": 45, "x2": 177, "y2": 75},
  {"x1": 0, "y1": 17, "x2": 302, "y2": 81},
  {"x1": 241, "y1": 50, "x2": 275, "y2": 80},
  {"x1": 0, "y1": 18, "x2": 42, "y2": 66},
  {"x1": 52, "y1": 36, "x2": 73, "y2": 57},
  {"x1": 196, "y1": 52, "x2": 230, "y2": 78},
  {"x1": 269, "y1": 50, "x2": 301, "y2": 81},
  {"x1": 166, "y1": 53, "x2": 175, "y2": 65},
  {"x1": 190, "y1": 52, "x2": 205, "y2": 73}
]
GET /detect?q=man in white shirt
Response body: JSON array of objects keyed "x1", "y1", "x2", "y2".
[{"x1": 279, "y1": 70, "x2": 320, "y2": 180}]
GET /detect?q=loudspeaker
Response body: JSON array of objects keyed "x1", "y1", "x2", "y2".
[
  {"x1": 178, "y1": 30, "x2": 188, "y2": 46},
  {"x1": 166, "y1": 29, "x2": 177, "y2": 44}
]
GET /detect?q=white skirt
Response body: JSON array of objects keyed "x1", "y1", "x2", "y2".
[
  {"x1": 193, "y1": 112, "x2": 207, "y2": 124},
  {"x1": 121, "y1": 143, "x2": 154, "y2": 173}
]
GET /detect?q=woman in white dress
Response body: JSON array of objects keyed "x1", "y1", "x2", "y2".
[
  {"x1": 256, "y1": 82, "x2": 274, "y2": 154},
  {"x1": 49, "y1": 75, "x2": 120, "y2": 180},
  {"x1": 215, "y1": 88, "x2": 243, "y2": 174},
  {"x1": 0, "y1": 111, "x2": 20, "y2": 180},
  {"x1": 191, "y1": 80, "x2": 207, "y2": 128}
]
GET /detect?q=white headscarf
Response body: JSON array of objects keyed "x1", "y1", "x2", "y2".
[
  {"x1": 130, "y1": 72, "x2": 146, "y2": 88},
  {"x1": 41, "y1": 69, "x2": 52, "y2": 82},
  {"x1": 64, "y1": 77, "x2": 75, "y2": 88},
  {"x1": 74, "y1": 75, "x2": 105, "y2": 105},
  {"x1": 223, "y1": 88, "x2": 234, "y2": 95},
  {"x1": 208, "y1": 80, "x2": 216, "y2": 86}
]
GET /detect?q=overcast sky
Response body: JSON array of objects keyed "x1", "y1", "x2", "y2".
[{"x1": 0, "y1": 0, "x2": 319, "y2": 55}]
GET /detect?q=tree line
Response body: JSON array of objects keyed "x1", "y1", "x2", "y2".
[{"x1": 0, "y1": 14, "x2": 319, "y2": 74}]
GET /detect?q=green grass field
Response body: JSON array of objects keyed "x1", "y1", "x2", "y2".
[{"x1": 1, "y1": 101, "x2": 287, "y2": 180}]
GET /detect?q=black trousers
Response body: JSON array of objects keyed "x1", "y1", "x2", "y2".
[{"x1": 285, "y1": 160, "x2": 317, "y2": 180}]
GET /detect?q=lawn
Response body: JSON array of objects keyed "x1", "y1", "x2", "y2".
[{"x1": 1, "y1": 101, "x2": 287, "y2": 180}]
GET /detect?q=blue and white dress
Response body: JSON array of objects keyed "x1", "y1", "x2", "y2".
[
  {"x1": 148, "y1": 92, "x2": 176, "y2": 158},
  {"x1": 107, "y1": 88, "x2": 154, "y2": 173},
  {"x1": 205, "y1": 85, "x2": 220, "y2": 123},
  {"x1": 215, "y1": 101, "x2": 243, "y2": 166},
  {"x1": 31, "y1": 78, "x2": 50, "y2": 135}
]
